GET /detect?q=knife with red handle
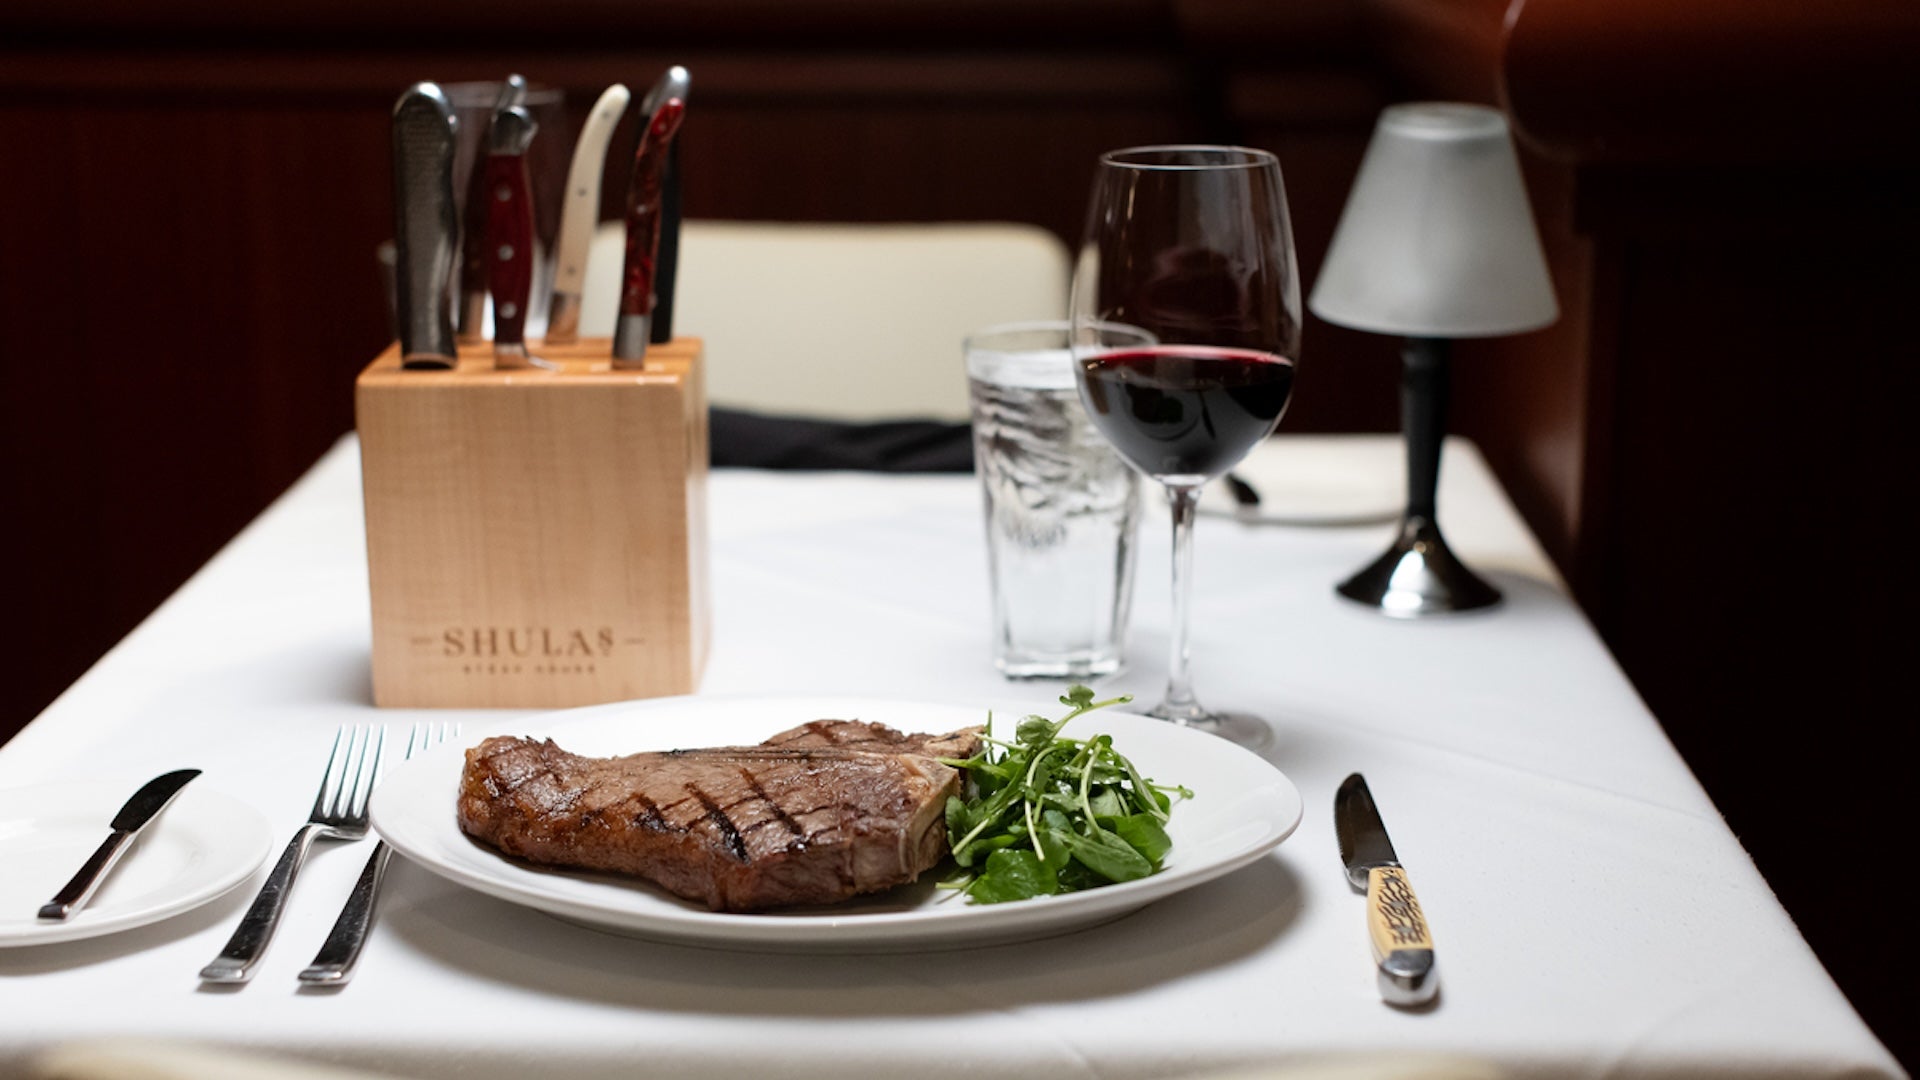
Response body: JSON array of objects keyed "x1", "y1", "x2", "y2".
[
  {"x1": 611, "y1": 96, "x2": 686, "y2": 368},
  {"x1": 459, "y1": 75, "x2": 526, "y2": 343},
  {"x1": 486, "y1": 105, "x2": 542, "y2": 370}
]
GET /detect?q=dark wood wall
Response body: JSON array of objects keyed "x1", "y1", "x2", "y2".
[{"x1": 3, "y1": 0, "x2": 1915, "y2": 1068}]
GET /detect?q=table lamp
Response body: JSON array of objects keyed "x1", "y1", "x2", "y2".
[{"x1": 1309, "y1": 102, "x2": 1558, "y2": 616}]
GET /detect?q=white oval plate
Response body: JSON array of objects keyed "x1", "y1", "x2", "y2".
[
  {"x1": 0, "y1": 782, "x2": 271, "y2": 947},
  {"x1": 372, "y1": 695, "x2": 1303, "y2": 952}
]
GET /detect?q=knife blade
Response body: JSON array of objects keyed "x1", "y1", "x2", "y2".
[
  {"x1": 458, "y1": 74, "x2": 527, "y2": 343},
  {"x1": 1334, "y1": 773, "x2": 1438, "y2": 1006},
  {"x1": 486, "y1": 104, "x2": 544, "y2": 370},
  {"x1": 390, "y1": 82, "x2": 460, "y2": 369},
  {"x1": 611, "y1": 95, "x2": 687, "y2": 367},
  {"x1": 545, "y1": 83, "x2": 631, "y2": 346},
  {"x1": 38, "y1": 769, "x2": 201, "y2": 921}
]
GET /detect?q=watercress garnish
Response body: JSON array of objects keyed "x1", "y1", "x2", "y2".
[{"x1": 940, "y1": 685, "x2": 1192, "y2": 904}]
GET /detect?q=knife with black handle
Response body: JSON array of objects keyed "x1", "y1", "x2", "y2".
[
  {"x1": 1335, "y1": 772, "x2": 1439, "y2": 1006},
  {"x1": 390, "y1": 83, "x2": 459, "y2": 369}
]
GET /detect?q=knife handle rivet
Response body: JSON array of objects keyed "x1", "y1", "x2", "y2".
[
  {"x1": 497, "y1": 244, "x2": 515, "y2": 261},
  {"x1": 499, "y1": 302, "x2": 519, "y2": 319},
  {"x1": 495, "y1": 183, "x2": 512, "y2": 202}
]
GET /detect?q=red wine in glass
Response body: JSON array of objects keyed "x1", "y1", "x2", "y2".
[{"x1": 1077, "y1": 346, "x2": 1296, "y2": 480}]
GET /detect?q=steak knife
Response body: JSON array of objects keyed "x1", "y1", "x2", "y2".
[
  {"x1": 611, "y1": 95, "x2": 687, "y2": 367},
  {"x1": 390, "y1": 83, "x2": 459, "y2": 369},
  {"x1": 1335, "y1": 773, "x2": 1439, "y2": 1006},
  {"x1": 545, "y1": 83, "x2": 631, "y2": 345},
  {"x1": 486, "y1": 104, "x2": 543, "y2": 370},
  {"x1": 459, "y1": 75, "x2": 527, "y2": 343},
  {"x1": 38, "y1": 769, "x2": 201, "y2": 921}
]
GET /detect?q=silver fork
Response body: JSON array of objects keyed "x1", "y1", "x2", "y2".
[
  {"x1": 298, "y1": 722, "x2": 456, "y2": 987},
  {"x1": 200, "y1": 725, "x2": 385, "y2": 985}
]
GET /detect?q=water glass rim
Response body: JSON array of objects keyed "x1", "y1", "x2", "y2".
[
  {"x1": 1099, "y1": 144, "x2": 1278, "y2": 171},
  {"x1": 964, "y1": 319, "x2": 1154, "y2": 353}
]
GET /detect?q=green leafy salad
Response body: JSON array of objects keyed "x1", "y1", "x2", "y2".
[{"x1": 939, "y1": 686, "x2": 1193, "y2": 904}]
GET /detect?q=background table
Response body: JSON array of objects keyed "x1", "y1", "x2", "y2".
[{"x1": 0, "y1": 435, "x2": 1902, "y2": 1080}]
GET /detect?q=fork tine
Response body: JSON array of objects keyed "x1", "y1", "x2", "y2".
[
  {"x1": 346, "y1": 726, "x2": 385, "y2": 824},
  {"x1": 309, "y1": 725, "x2": 350, "y2": 820},
  {"x1": 328, "y1": 725, "x2": 363, "y2": 821}
]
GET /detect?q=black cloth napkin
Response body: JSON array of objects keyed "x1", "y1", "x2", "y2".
[{"x1": 710, "y1": 407, "x2": 975, "y2": 473}]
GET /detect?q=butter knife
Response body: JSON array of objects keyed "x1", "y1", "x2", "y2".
[
  {"x1": 38, "y1": 769, "x2": 201, "y2": 921},
  {"x1": 390, "y1": 82, "x2": 459, "y2": 369},
  {"x1": 1334, "y1": 773, "x2": 1439, "y2": 1006},
  {"x1": 545, "y1": 83, "x2": 631, "y2": 345}
]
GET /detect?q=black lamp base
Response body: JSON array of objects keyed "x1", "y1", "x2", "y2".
[{"x1": 1336, "y1": 514, "x2": 1501, "y2": 617}]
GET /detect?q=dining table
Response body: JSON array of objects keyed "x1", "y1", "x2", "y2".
[{"x1": 0, "y1": 432, "x2": 1903, "y2": 1080}]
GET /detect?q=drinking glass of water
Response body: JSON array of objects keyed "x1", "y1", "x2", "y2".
[{"x1": 965, "y1": 320, "x2": 1147, "y2": 680}]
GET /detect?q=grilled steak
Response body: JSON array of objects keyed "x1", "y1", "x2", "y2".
[{"x1": 456, "y1": 720, "x2": 983, "y2": 912}]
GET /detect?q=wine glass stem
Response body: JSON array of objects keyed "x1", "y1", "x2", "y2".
[{"x1": 1160, "y1": 481, "x2": 1204, "y2": 719}]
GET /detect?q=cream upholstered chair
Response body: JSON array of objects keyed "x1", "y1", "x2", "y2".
[{"x1": 581, "y1": 220, "x2": 1071, "y2": 422}]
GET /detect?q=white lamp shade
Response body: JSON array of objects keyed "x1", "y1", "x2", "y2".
[{"x1": 1309, "y1": 103, "x2": 1558, "y2": 338}]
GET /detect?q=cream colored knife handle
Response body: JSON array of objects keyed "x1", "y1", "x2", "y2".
[
  {"x1": 1366, "y1": 865, "x2": 1438, "y2": 1006},
  {"x1": 547, "y1": 83, "x2": 631, "y2": 343}
]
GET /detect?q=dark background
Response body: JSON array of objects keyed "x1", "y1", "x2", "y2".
[{"x1": 3, "y1": 0, "x2": 1914, "y2": 1068}]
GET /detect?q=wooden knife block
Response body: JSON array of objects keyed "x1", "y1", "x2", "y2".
[{"x1": 355, "y1": 338, "x2": 709, "y2": 708}]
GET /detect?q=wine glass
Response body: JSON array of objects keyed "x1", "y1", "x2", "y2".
[{"x1": 1069, "y1": 145, "x2": 1302, "y2": 749}]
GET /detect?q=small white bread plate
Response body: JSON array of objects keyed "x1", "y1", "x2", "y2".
[
  {"x1": 0, "y1": 782, "x2": 271, "y2": 947},
  {"x1": 372, "y1": 696, "x2": 1303, "y2": 952},
  {"x1": 1196, "y1": 435, "x2": 1404, "y2": 525}
]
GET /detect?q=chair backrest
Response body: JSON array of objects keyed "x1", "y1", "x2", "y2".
[{"x1": 582, "y1": 220, "x2": 1071, "y2": 421}]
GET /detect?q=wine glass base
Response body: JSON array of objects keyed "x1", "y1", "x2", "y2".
[{"x1": 1142, "y1": 703, "x2": 1272, "y2": 752}]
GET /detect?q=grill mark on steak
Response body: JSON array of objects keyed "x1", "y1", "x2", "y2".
[
  {"x1": 630, "y1": 792, "x2": 669, "y2": 832},
  {"x1": 688, "y1": 785, "x2": 751, "y2": 862},
  {"x1": 457, "y1": 719, "x2": 983, "y2": 911},
  {"x1": 743, "y1": 769, "x2": 806, "y2": 840}
]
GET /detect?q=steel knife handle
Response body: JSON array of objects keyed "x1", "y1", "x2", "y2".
[
  {"x1": 486, "y1": 150, "x2": 535, "y2": 360},
  {"x1": 297, "y1": 841, "x2": 393, "y2": 987},
  {"x1": 38, "y1": 829, "x2": 134, "y2": 920},
  {"x1": 391, "y1": 83, "x2": 459, "y2": 368},
  {"x1": 199, "y1": 823, "x2": 324, "y2": 984},
  {"x1": 1365, "y1": 865, "x2": 1438, "y2": 1006}
]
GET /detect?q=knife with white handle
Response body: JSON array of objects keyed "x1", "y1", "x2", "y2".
[
  {"x1": 545, "y1": 83, "x2": 630, "y2": 345},
  {"x1": 1335, "y1": 772, "x2": 1439, "y2": 1006},
  {"x1": 39, "y1": 769, "x2": 201, "y2": 921}
]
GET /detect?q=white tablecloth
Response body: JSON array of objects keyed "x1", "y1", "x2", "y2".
[{"x1": 0, "y1": 435, "x2": 1902, "y2": 1080}]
